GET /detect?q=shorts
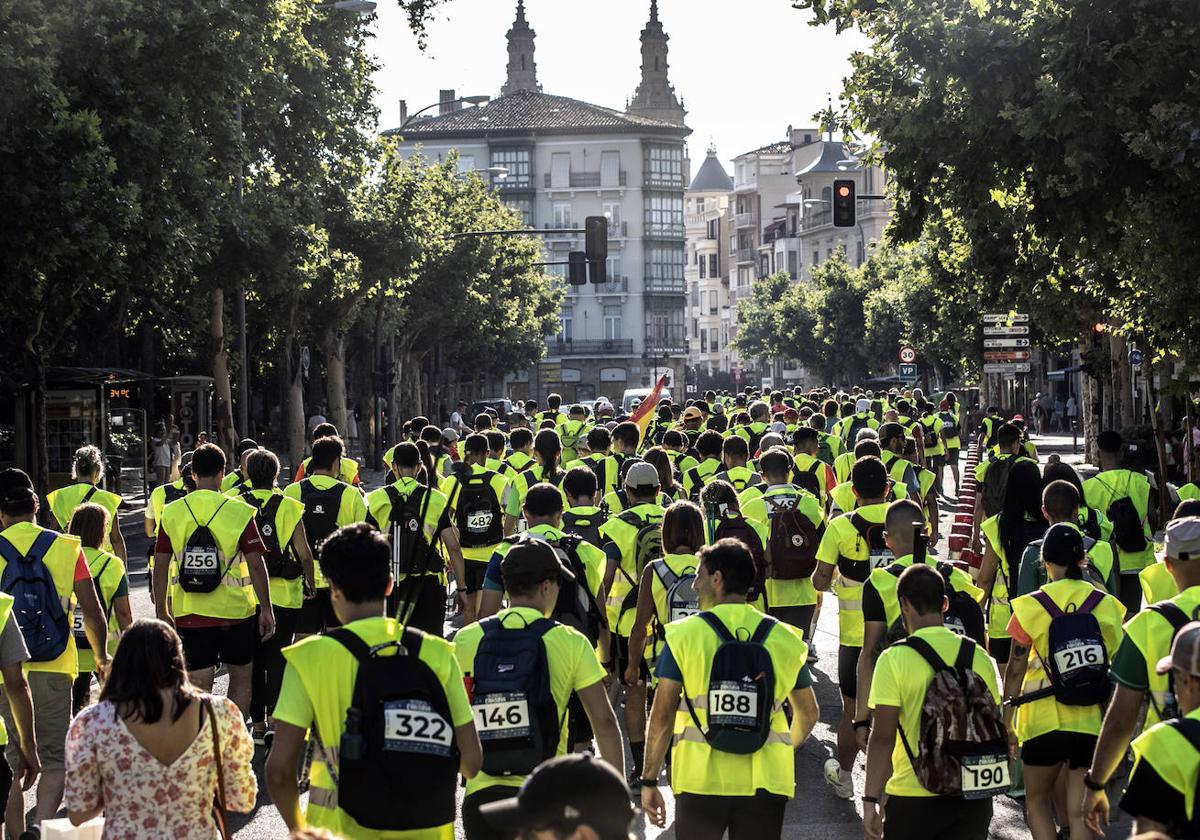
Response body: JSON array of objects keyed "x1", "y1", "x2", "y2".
[
  {"x1": 1021, "y1": 731, "x2": 1098, "y2": 769},
  {"x1": 566, "y1": 693, "x2": 594, "y2": 747},
  {"x1": 613, "y1": 635, "x2": 649, "y2": 685},
  {"x1": 0, "y1": 671, "x2": 72, "y2": 770},
  {"x1": 295, "y1": 588, "x2": 338, "y2": 635},
  {"x1": 179, "y1": 618, "x2": 256, "y2": 671},
  {"x1": 884, "y1": 794, "x2": 992, "y2": 840},
  {"x1": 989, "y1": 636, "x2": 1012, "y2": 665},
  {"x1": 944, "y1": 447, "x2": 960, "y2": 464},
  {"x1": 462, "y1": 559, "x2": 489, "y2": 594},
  {"x1": 389, "y1": 575, "x2": 447, "y2": 638},
  {"x1": 838, "y1": 645, "x2": 861, "y2": 699},
  {"x1": 768, "y1": 604, "x2": 816, "y2": 642}
]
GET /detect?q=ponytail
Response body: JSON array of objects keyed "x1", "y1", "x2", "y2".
[
  {"x1": 533, "y1": 430, "x2": 563, "y2": 484},
  {"x1": 414, "y1": 440, "x2": 436, "y2": 487},
  {"x1": 1064, "y1": 563, "x2": 1084, "y2": 580}
]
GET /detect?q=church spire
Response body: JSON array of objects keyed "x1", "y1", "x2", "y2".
[
  {"x1": 626, "y1": 0, "x2": 686, "y2": 125},
  {"x1": 501, "y1": 0, "x2": 540, "y2": 96}
]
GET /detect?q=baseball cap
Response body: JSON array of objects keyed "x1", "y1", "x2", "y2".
[
  {"x1": 681, "y1": 406, "x2": 703, "y2": 422},
  {"x1": 0, "y1": 468, "x2": 36, "y2": 507},
  {"x1": 1041, "y1": 523, "x2": 1086, "y2": 566},
  {"x1": 1166, "y1": 517, "x2": 1200, "y2": 561},
  {"x1": 1156, "y1": 620, "x2": 1200, "y2": 677},
  {"x1": 856, "y1": 397, "x2": 871, "y2": 413},
  {"x1": 500, "y1": 536, "x2": 575, "y2": 584},
  {"x1": 441, "y1": 427, "x2": 460, "y2": 443},
  {"x1": 624, "y1": 461, "x2": 661, "y2": 490},
  {"x1": 479, "y1": 752, "x2": 635, "y2": 835}
]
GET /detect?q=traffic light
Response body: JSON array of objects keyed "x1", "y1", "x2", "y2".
[
  {"x1": 585, "y1": 215, "x2": 608, "y2": 263},
  {"x1": 568, "y1": 251, "x2": 587, "y2": 286},
  {"x1": 832, "y1": 179, "x2": 856, "y2": 227},
  {"x1": 1092, "y1": 322, "x2": 1107, "y2": 336},
  {"x1": 588, "y1": 257, "x2": 607, "y2": 285}
]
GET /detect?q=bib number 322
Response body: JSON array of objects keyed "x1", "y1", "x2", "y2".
[{"x1": 383, "y1": 699, "x2": 452, "y2": 757}]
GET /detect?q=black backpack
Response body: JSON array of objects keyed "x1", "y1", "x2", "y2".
[
  {"x1": 328, "y1": 627, "x2": 458, "y2": 832},
  {"x1": 450, "y1": 471, "x2": 504, "y2": 549},
  {"x1": 744, "y1": 426, "x2": 766, "y2": 457},
  {"x1": 299, "y1": 479, "x2": 345, "y2": 550},
  {"x1": 177, "y1": 498, "x2": 232, "y2": 594},
  {"x1": 708, "y1": 507, "x2": 767, "y2": 600},
  {"x1": 939, "y1": 562, "x2": 987, "y2": 648},
  {"x1": 845, "y1": 513, "x2": 894, "y2": 582},
  {"x1": 544, "y1": 534, "x2": 602, "y2": 645},
  {"x1": 0, "y1": 531, "x2": 70, "y2": 662},
  {"x1": 1100, "y1": 474, "x2": 1148, "y2": 553},
  {"x1": 765, "y1": 496, "x2": 820, "y2": 581},
  {"x1": 842, "y1": 414, "x2": 870, "y2": 445},
  {"x1": 1015, "y1": 588, "x2": 1111, "y2": 707},
  {"x1": 384, "y1": 485, "x2": 436, "y2": 580},
  {"x1": 792, "y1": 461, "x2": 823, "y2": 499},
  {"x1": 471, "y1": 616, "x2": 560, "y2": 776},
  {"x1": 684, "y1": 612, "x2": 776, "y2": 755},
  {"x1": 241, "y1": 491, "x2": 301, "y2": 580},
  {"x1": 1080, "y1": 507, "x2": 1103, "y2": 542},
  {"x1": 981, "y1": 456, "x2": 1016, "y2": 518},
  {"x1": 561, "y1": 509, "x2": 606, "y2": 548},
  {"x1": 1148, "y1": 601, "x2": 1195, "y2": 720}
]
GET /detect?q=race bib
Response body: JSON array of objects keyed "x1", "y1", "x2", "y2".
[
  {"x1": 383, "y1": 699, "x2": 453, "y2": 757},
  {"x1": 1054, "y1": 641, "x2": 1104, "y2": 675},
  {"x1": 868, "y1": 549, "x2": 894, "y2": 570},
  {"x1": 944, "y1": 615, "x2": 967, "y2": 637},
  {"x1": 670, "y1": 603, "x2": 699, "y2": 622},
  {"x1": 472, "y1": 692, "x2": 531, "y2": 740},
  {"x1": 708, "y1": 681, "x2": 758, "y2": 726},
  {"x1": 72, "y1": 606, "x2": 86, "y2": 637},
  {"x1": 960, "y1": 753, "x2": 1010, "y2": 798},
  {"x1": 182, "y1": 548, "x2": 219, "y2": 575},
  {"x1": 466, "y1": 510, "x2": 494, "y2": 533}
]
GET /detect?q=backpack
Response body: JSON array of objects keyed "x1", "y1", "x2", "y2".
[
  {"x1": 0, "y1": 531, "x2": 70, "y2": 662},
  {"x1": 299, "y1": 479, "x2": 345, "y2": 549},
  {"x1": 650, "y1": 559, "x2": 699, "y2": 623},
  {"x1": 617, "y1": 509, "x2": 664, "y2": 587},
  {"x1": 470, "y1": 616, "x2": 560, "y2": 776},
  {"x1": 1026, "y1": 538, "x2": 1107, "y2": 592},
  {"x1": 939, "y1": 562, "x2": 987, "y2": 648},
  {"x1": 765, "y1": 496, "x2": 820, "y2": 581},
  {"x1": 1017, "y1": 588, "x2": 1111, "y2": 707},
  {"x1": 241, "y1": 492, "x2": 301, "y2": 580},
  {"x1": 939, "y1": 411, "x2": 958, "y2": 440},
  {"x1": 450, "y1": 472, "x2": 504, "y2": 549},
  {"x1": 792, "y1": 461, "x2": 823, "y2": 499},
  {"x1": 744, "y1": 427, "x2": 766, "y2": 457},
  {"x1": 178, "y1": 498, "x2": 233, "y2": 594},
  {"x1": 816, "y1": 435, "x2": 835, "y2": 466},
  {"x1": 921, "y1": 418, "x2": 940, "y2": 450},
  {"x1": 683, "y1": 612, "x2": 777, "y2": 755},
  {"x1": 710, "y1": 509, "x2": 767, "y2": 600},
  {"x1": 1080, "y1": 507, "x2": 1103, "y2": 542},
  {"x1": 981, "y1": 457, "x2": 1016, "y2": 518},
  {"x1": 163, "y1": 482, "x2": 189, "y2": 505},
  {"x1": 561, "y1": 509, "x2": 606, "y2": 548},
  {"x1": 850, "y1": 512, "x2": 895, "y2": 578},
  {"x1": 897, "y1": 636, "x2": 1010, "y2": 798},
  {"x1": 384, "y1": 485, "x2": 436, "y2": 580},
  {"x1": 544, "y1": 534, "x2": 602, "y2": 645},
  {"x1": 1148, "y1": 601, "x2": 1195, "y2": 720},
  {"x1": 842, "y1": 414, "x2": 869, "y2": 444},
  {"x1": 1101, "y1": 475, "x2": 1148, "y2": 554},
  {"x1": 327, "y1": 627, "x2": 458, "y2": 832},
  {"x1": 715, "y1": 469, "x2": 762, "y2": 494}
]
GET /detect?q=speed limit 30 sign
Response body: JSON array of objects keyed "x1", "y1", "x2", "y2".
[{"x1": 899, "y1": 347, "x2": 917, "y2": 364}]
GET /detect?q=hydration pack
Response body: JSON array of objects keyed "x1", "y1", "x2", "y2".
[
  {"x1": 178, "y1": 498, "x2": 232, "y2": 594},
  {"x1": 471, "y1": 616, "x2": 560, "y2": 776},
  {"x1": 850, "y1": 513, "x2": 894, "y2": 576},
  {"x1": 684, "y1": 613, "x2": 777, "y2": 755},
  {"x1": 0, "y1": 531, "x2": 70, "y2": 662},
  {"x1": 329, "y1": 627, "x2": 458, "y2": 832}
]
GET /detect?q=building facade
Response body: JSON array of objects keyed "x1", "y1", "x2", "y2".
[
  {"x1": 684, "y1": 147, "x2": 734, "y2": 390},
  {"x1": 388, "y1": 1, "x2": 691, "y2": 407}
]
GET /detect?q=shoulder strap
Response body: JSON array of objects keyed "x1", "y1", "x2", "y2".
[
  {"x1": 262, "y1": 493, "x2": 285, "y2": 523},
  {"x1": 81, "y1": 486, "x2": 98, "y2": 505},
  {"x1": 326, "y1": 627, "x2": 372, "y2": 662},
  {"x1": 651, "y1": 558, "x2": 678, "y2": 590},
  {"x1": 1032, "y1": 589, "x2": 1064, "y2": 619},
  {"x1": 1168, "y1": 716, "x2": 1200, "y2": 752},
  {"x1": 1151, "y1": 601, "x2": 1191, "y2": 632},
  {"x1": 697, "y1": 610, "x2": 735, "y2": 644},
  {"x1": 1078, "y1": 587, "x2": 1107, "y2": 614},
  {"x1": 953, "y1": 637, "x2": 976, "y2": 673},
  {"x1": 0, "y1": 535, "x2": 20, "y2": 567},
  {"x1": 898, "y1": 635, "x2": 946, "y2": 674},
  {"x1": 750, "y1": 616, "x2": 778, "y2": 644}
]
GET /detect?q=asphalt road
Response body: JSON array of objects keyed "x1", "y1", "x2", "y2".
[{"x1": 38, "y1": 435, "x2": 1134, "y2": 839}]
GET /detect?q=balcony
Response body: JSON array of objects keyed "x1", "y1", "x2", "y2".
[
  {"x1": 802, "y1": 208, "x2": 831, "y2": 230},
  {"x1": 735, "y1": 248, "x2": 756, "y2": 264},
  {"x1": 609, "y1": 220, "x2": 628, "y2": 237},
  {"x1": 543, "y1": 171, "x2": 627, "y2": 189},
  {"x1": 644, "y1": 277, "x2": 686, "y2": 295},
  {"x1": 734, "y1": 212, "x2": 758, "y2": 229},
  {"x1": 645, "y1": 336, "x2": 688, "y2": 355},
  {"x1": 644, "y1": 222, "x2": 685, "y2": 238},
  {"x1": 644, "y1": 173, "x2": 688, "y2": 189},
  {"x1": 544, "y1": 221, "x2": 579, "y2": 239},
  {"x1": 593, "y1": 277, "x2": 628, "y2": 294},
  {"x1": 545, "y1": 338, "x2": 634, "y2": 357}
]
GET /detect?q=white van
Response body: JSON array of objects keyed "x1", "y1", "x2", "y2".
[{"x1": 621, "y1": 387, "x2": 672, "y2": 415}]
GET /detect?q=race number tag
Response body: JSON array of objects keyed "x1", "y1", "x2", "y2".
[
  {"x1": 383, "y1": 699, "x2": 453, "y2": 757},
  {"x1": 182, "y1": 547, "x2": 219, "y2": 575},
  {"x1": 708, "y1": 681, "x2": 759, "y2": 727},
  {"x1": 960, "y1": 753, "x2": 1011, "y2": 799},
  {"x1": 72, "y1": 606, "x2": 86, "y2": 638},
  {"x1": 868, "y1": 548, "x2": 895, "y2": 570},
  {"x1": 472, "y1": 692, "x2": 531, "y2": 740},
  {"x1": 1054, "y1": 641, "x2": 1104, "y2": 675},
  {"x1": 944, "y1": 615, "x2": 968, "y2": 637},
  {"x1": 466, "y1": 511, "x2": 494, "y2": 533},
  {"x1": 670, "y1": 602, "x2": 700, "y2": 622}
]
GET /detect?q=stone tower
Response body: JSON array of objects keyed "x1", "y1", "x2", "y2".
[
  {"x1": 501, "y1": 0, "x2": 540, "y2": 96},
  {"x1": 626, "y1": 0, "x2": 687, "y2": 125}
]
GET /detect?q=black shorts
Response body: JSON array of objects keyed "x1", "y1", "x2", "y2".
[
  {"x1": 1021, "y1": 731, "x2": 1098, "y2": 769},
  {"x1": 295, "y1": 588, "x2": 338, "y2": 635},
  {"x1": 944, "y1": 447, "x2": 960, "y2": 464},
  {"x1": 613, "y1": 635, "x2": 649, "y2": 684},
  {"x1": 989, "y1": 636, "x2": 1012, "y2": 665},
  {"x1": 462, "y1": 559, "x2": 489, "y2": 594},
  {"x1": 884, "y1": 794, "x2": 992, "y2": 840},
  {"x1": 566, "y1": 693, "x2": 593, "y2": 747},
  {"x1": 768, "y1": 604, "x2": 816, "y2": 643},
  {"x1": 179, "y1": 617, "x2": 256, "y2": 671},
  {"x1": 838, "y1": 645, "x2": 861, "y2": 699}
]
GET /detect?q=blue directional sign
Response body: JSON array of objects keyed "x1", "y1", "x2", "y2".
[
  {"x1": 899, "y1": 363, "x2": 918, "y2": 381},
  {"x1": 1129, "y1": 349, "x2": 1143, "y2": 367}
]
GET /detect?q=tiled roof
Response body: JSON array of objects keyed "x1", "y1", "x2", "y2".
[
  {"x1": 384, "y1": 89, "x2": 690, "y2": 139},
  {"x1": 738, "y1": 139, "x2": 792, "y2": 158}
]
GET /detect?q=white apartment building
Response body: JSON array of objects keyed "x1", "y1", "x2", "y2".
[
  {"x1": 387, "y1": 1, "x2": 691, "y2": 405},
  {"x1": 684, "y1": 147, "x2": 734, "y2": 390}
]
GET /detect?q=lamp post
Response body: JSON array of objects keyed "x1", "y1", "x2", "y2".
[{"x1": 396, "y1": 94, "x2": 491, "y2": 131}]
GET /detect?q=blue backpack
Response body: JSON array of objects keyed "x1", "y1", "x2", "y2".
[
  {"x1": 470, "y1": 616, "x2": 560, "y2": 776},
  {"x1": 0, "y1": 531, "x2": 70, "y2": 662}
]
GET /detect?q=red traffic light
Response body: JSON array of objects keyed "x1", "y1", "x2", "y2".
[
  {"x1": 1092, "y1": 323, "x2": 1107, "y2": 335},
  {"x1": 837, "y1": 185, "x2": 852, "y2": 198}
]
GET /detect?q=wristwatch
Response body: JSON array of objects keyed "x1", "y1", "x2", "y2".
[
  {"x1": 853, "y1": 719, "x2": 872, "y2": 730},
  {"x1": 640, "y1": 777, "x2": 660, "y2": 788},
  {"x1": 861, "y1": 794, "x2": 881, "y2": 805},
  {"x1": 1083, "y1": 772, "x2": 1107, "y2": 792}
]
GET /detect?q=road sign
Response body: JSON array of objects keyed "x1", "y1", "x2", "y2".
[
  {"x1": 983, "y1": 325, "x2": 1030, "y2": 336},
  {"x1": 983, "y1": 362, "x2": 1032, "y2": 374},
  {"x1": 983, "y1": 350, "x2": 1031, "y2": 362},
  {"x1": 983, "y1": 337, "x2": 1031, "y2": 349},
  {"x1": 1129, "y1": 349, "x2": 1144, "y2": 367},
  {"x1": 899, "y1": 363, "x2": 918, "y2": 380},
  {"x1": 982, "y1": 313, "x2": 1030, "y2": 324},
  {"x1": 899, "y1": 346, "x2": 917, "y2": 364}
]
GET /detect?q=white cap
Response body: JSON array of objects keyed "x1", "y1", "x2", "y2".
[
  {"x1": 856, "y1": 398, "x2": 871, "y2": 413},
  {"x1": 1166, "y1": 516, "x2": 1200, "y2": 561}
]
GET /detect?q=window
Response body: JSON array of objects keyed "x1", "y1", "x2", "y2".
[
  {"x1": 759, "y1": 254, "x2": 770, "y2": 278},
  {"x1": 708, "y1": 219, "x2": 719, "y2": 240},
  {"x1": 606, "y1": 256, "x2": 622, "y2": 283},
  {"x1": 709, "y1": 290, "x2": 719, "y2": 315},
  {"x1": 604, "y1": 305, "x2": 623, "y2": 340},
  {"x1": 699, "y1": 255, "x2": 707, "y2": 279},
  {"x1": 559, "y1": 307, "x2": 573, "y2": 340},
  {"x1": 553, "y1": 202, "x2": 572, "y2": 228},
  {"x1": 709, "y1": 253, "x2": 718, "y2": 277},
  {"x1": 490, "y1": 147, "x2": 531, "y2": 188},
  {"x1": 457, "y1": 155, "x2": 475, "y2": 173},
  {"x1": 812, "y1": 250, "x2": 820, "y2": 267},
  {"x1": 504, "y1": 198, "x2": 533, "y2": 226},
  {"x1": 689, "y1": 282, "x2": 699, "y2": 307},
  {"x1": 645, "y1": 243, "x2": 685, "y2": 290},
  {"x1": 710, "y1": 328, "x2": 720, "y2": 353},
  {"x1": 603, "y1": 202, "x2": 622, "y2": 229},
  {"x1": 645, "y1": 144, "x2": 684, "y2": 187},
  {"x1": 550, "y1": 153, "x2": 571, "y2": 189},
  {"x1": 644, "y1": 193, "x2": 683, "y2": 237},
  {"x1": 645, "y1": 305, "x2": 686, "y2": 351},
  {"x1": 701, "y1": 331, "x2": 708, "y2": 354},
  {"x1": 600, "y1": 151, "x2": 621, "y2": 187},
  {"x1": 692, "y1": 317, "x2": 699, "y2": 338},
  {"x1": 696, "y1": 198, "x2": 706, "y2": 212},
  {"x1": 788, "y1": 251, "x2": 798, "y2": 279}
]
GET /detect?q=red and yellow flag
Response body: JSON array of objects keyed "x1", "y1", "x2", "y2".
[{"x1": 629, "y1": 374, "x2": 669, "y2": 446}]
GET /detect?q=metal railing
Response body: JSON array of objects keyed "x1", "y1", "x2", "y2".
[
  {"x1": 734, "y1": 212, "x2": 758, "y2": 229},
  {"x1": 644, "y1": 278, "x2": 686, "y2": 294},
  {"x1": 543, "y1": 171, "x2": 627, "y2": 189},
  {"x1": 735, "y1": 248, "x2": 756, "y2": 263},
  {"x1": 545, "y1": 338, "x2": 634, "y2": 356},
  {"x1": 593, "y1": 277, "x2": 628, "y2": 293}
]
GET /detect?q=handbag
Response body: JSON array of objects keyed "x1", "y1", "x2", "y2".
[{"x1": 203, "y1": 697, "x2": 231, "y2": 840}]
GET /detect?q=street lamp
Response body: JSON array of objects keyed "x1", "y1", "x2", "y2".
[{"x1": 397, "y1": 94, "x2": 491, "y2": 130}]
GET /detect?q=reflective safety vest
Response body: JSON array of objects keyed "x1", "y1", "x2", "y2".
[
  {"x1": 1123, "y1": 586, "x2": 1200, "y2": 729},
  {"x1": 879, "y1": 451, "x2": 915, "y2": 500},
  {"x1": 46, "y1": 483, "x2": 121, "y2": 549},
  {"x1": 1130, "y1": 706, "x2": 1200, "y2": 823},
  {"x1": 0, "y1": 521, "x2": 82, "y2": 677},
  {"x1": 1180, "y1": 483, "x2": 1200, "y2": 503},
  {"x1": 868, "y1": 554, "x2": 983, "y2": 630},
  {"x1": 281, "y1": 617, "x2": 465, "y2": 838},
  {"x1": 664, "y1": 602, "x2": 806, "y2": 797},
  {"x1": 980, "y1": 514, "x2": 1032, "y2": 640},
  {"x1": 1083, "y1": 469, "x2": 1155, "y2": 572},
  {"x1": 160, "y1": 489, "x2": 257, "y2": 621},
  {"x1": 598, "y1": 504, "x2": 665, "y2": 636},
  {"x1": 77, "y1": 546, "x2": 126, "y2": 674},
  {"x1": 1141, "y1": 561, "x2": 1180, "y2": 606},
  {"x1": 823, "y1": 503, "x2": 889, "y2": 647}
]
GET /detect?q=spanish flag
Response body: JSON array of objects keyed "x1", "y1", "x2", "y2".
[{"x1": 629, "y1": 373, "x2": 669, "y2": 446}]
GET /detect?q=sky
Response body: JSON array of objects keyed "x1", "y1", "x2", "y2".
[{"x1": 368, "y1": 0, "x2": 869, "y2": 176}]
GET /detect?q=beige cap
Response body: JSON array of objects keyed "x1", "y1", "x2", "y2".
[{"x1": 1166, "y1": 516, "x2": 1200, "y2": 561}]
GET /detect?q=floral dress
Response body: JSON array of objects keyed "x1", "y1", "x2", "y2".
[{"x1": 65, "y1": 696, "x2": 256, "y2": 839}]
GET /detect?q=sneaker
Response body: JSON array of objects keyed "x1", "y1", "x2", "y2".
[
  {"x1": 823, "y1": 757, "x2": 854, "y2": 799},
  {"x1": 251, "y1": 723, "x2": 268, "y2": 746}
]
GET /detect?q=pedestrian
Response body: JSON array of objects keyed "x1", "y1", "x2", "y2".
[
  {"x1": 46, "y1": 445, "x2": 127, "y2": 562},
  {"x1": 1054, "y1": 396, "x2": 1065, "y2": 432},
  {"x1": 219, "y1": 437, "x2": 260, "y2": 494},
  {"x1": 449, "y1": 400, "x2": 468, "y2": 433},
  {"x1": 640, "y1": 538, "x2": 819, "y2": 839},
  {"x1": 292, "y1": 423, "x2": 361, "y2": 486},
  {"x1": 1066, "y1": 394, "x2": 1079, "y2": 433},
  {"x1": 152, "y1": 422, "x2": 173, "y2": 488},
  {"x1": 502, "y1": 429, "x2": 566, "y2": 536},
  {"x1": 152, "y1": 443, "x2": 275, "y2": 714},
  {"x1": 477, "y1": 753, "x2": 636, "y2": 840},
  {"x1": 64, "y1": 619, "x2": 257, "y2": 838},
  {"x1": 266, "y1": 524, "x2": 482, "y2": 837},
  {"x1": 344, "y1": 406, "x2": 358, "y2": 453},
  {"x1": 0, "y1": 467, "x2": 109, "y2": 839}
]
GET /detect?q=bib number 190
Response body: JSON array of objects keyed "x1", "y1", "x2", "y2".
[{"x1": 960, "y1": 754, "x2": 1010, "y2": 798}]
